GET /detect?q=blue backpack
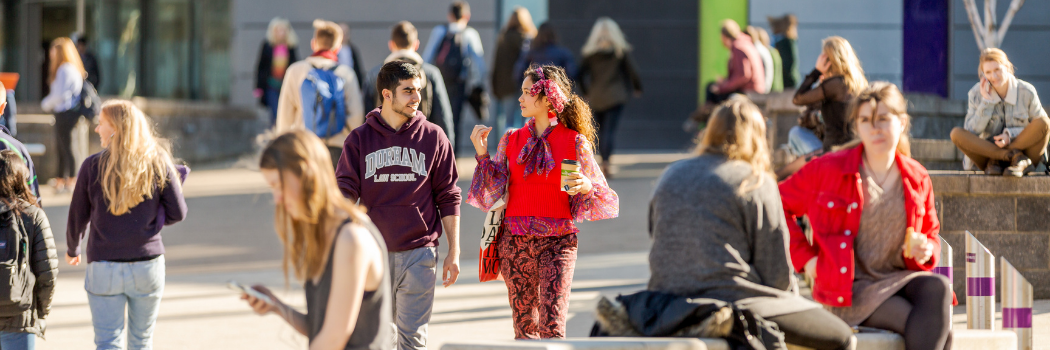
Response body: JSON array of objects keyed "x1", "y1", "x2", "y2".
[{"x1": 300, "y1": 66, "x2": 348, "y2": 138}]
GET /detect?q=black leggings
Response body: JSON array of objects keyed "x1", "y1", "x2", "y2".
[
  {"x1": 594, "y1": 104, "x2": 624, "y2": 161},
  {"x1": 53, "y1": 111, "x2": 80, "y2": 178},
  {"x1": 860, "y1": 275, "x2": 953, "y2": 350},
  {"x1": 767, "y1": 308, "x2": 854, "y2": 350}
]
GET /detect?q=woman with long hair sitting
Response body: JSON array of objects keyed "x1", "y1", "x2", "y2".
[
  {"x1": 66, "y1": 100, "x2": 188, "y2": 349},
  {"x1": 780, "y1": 82, "x2": 952, "y2": 350},
  {"x1": 241, "y1": 130, "x2": 392, "y2": 349},
  {"x1": 648, "y1": 98, "x2": 854, "y2": 349}
]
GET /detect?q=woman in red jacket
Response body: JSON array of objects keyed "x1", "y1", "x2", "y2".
[
  {"x1": 779, "y1": 82, "x2": 952, "y2": 350},
  {"x1": 468, "y1": 64, "x2": 619, "y2": 339}
]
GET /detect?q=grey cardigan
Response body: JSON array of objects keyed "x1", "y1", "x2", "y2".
[{"x1": 647, "y1": 154, "x2": 818, "y2": 317}]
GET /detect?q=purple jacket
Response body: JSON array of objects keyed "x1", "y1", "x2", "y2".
[
  {"x1": 67, "y1": 152, "x2": 188, "y2": 262},
  {"x1": 336, "y1": 108, "x2": 461, "y2": 252}
]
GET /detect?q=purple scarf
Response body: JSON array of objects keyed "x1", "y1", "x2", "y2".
[{"x1": 516, "y1": 119, "x2": 558, "y2": 177}]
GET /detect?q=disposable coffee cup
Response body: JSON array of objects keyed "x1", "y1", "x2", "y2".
[{"x1": 561, "y1": 160, "x2": 580, "y2": 192}]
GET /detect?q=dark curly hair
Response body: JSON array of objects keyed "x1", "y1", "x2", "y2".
[{"x1": 524, "y1": 64, "x2": 597, "y2": 148}]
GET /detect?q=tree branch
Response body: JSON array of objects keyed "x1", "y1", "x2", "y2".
[
  {"x1": 963, "y1": 0, "x2": 986, "y2": 50},
  {"x1": 998, "y1": 0, "x2": 1025, "y2": 44},
  {"x1": 985, "y1": 0, "x2": 998, "y2": 48}
]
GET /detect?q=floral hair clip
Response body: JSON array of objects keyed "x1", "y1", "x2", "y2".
[{"x1": 528, "y1": 67, "x2": 567, "y2": 113}]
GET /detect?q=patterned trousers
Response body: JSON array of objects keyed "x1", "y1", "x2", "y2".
[{"x1": 498, "y1": 232, "x2": 578, "y2": 339}]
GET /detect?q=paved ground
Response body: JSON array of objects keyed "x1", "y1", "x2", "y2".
[{"x1": 32, "y1": 153, "x2": 1050, "y2": 349}]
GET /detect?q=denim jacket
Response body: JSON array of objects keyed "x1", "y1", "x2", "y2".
[{"x1": 965, "y1": 77, "x2": 1047, "y2": 141}]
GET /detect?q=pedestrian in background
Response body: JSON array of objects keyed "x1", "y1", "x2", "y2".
[
  {"x1": 769, "y1": 14, "x2": 800, "y2": 89},
  {"x1": 423, "y1": 1, "x2": 486, "y2": 154},
  {"x1": 0, "y1": 150, "x2": 57, "y2": 350},
  {"x1": 780, "y1": 82, "x2": 952, "y2": 350},
  {"x1": 751, "y1": 26, "x2": 782, "y2": 93},
  {"x1": 255, "y1": 17, "x2": 299, "y2": 127},
  {"x1": 66, "y1": 100, "x2": 188, "y2": 350},
  {"x1": 0, "y1": 83, "x2": 39, "y2": 201},
  {"x1": 950, "y1": 48, "x2": 1049, "y2": 176},
  {"x1": 491, "y1": 7, "x2": 537, "y2": 138},
  {"x1": 338, "y1": 23, "x2": 366, "y2": 91},
  {"x1": 362, "y1": 21, "x2": 455, "y2": 147},
  {"x1": 705, "y1": 20, "x2": 764, "y2": 106},
  {"x1": 792, "y1": 36, "x2": 868, "y2": 152},
  {"x1": 76, "y1": 36, "x2": 101, "y2": 89},
  {"x1": 244, "y1": 130, "x2": 393, "y2": 350},
  {"x1": 577, "y1": 17, "x2": 643, "y2": 176},
  {"x1": 648, "y1": 98, "x2": 854, "y2": 350},
  {"x1": 41, "y1": 37, "x2": 86, "y2": 194},
  {"x1": 515, "y1": 23, "x2": 577, "y2": 87},
  {"x1": 468, "y1": 64, "x2": 618, "y2": 339},
  {"x1": 746, "y1": 26, "x2": 775, "y2": 95}
]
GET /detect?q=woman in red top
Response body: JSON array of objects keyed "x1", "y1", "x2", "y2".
[
  {"x1": 779, "y1": 82, "x2": 952, "y2": 350},
  {"x1": 467, "y1": 64, "x2": 619, "y2": 339}
]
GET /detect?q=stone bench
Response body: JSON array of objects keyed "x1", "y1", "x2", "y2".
[
  {"x1": 931, "y1": 172, "x2": 1050, "y2": 299},
  {"x1": 441, "y1": 330, "x2": 1016, "y2": 350}
]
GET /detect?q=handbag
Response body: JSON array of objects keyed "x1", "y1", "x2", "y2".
[{"x1": 479, "y1": 198, "x2": 506, "y2": 282}]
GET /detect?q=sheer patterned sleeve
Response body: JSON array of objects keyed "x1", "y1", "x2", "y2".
[
  {"x1": 570, "y1": 135, "x2": 619, "y2": 221},
  {"x1": 466, "y1": 130, "x2": 514, "y2": 211}
]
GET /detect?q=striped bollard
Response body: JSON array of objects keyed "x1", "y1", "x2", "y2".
[
  {"x1": 933, "y1": 237, "x2": 952, "y2": 329},
  {"x1": 1001, "y1": 258, "x2": 1033, "y2": 350},
  {"x1": 965, "y1": 231, "x2": 994, "y2": 329}
]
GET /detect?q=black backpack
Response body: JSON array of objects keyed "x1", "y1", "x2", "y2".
[
  {"x1": 0, "y1": 210, "x2": 33, "y2": 317},
  {"x1": 434, "y1": 26, "x2": 466, "y2": 87},
  {"x1": 74, "y1": 80, "x2": 102, "y2": 120}
]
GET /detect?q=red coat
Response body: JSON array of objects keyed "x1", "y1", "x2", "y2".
[{"x1": 778, "y1": 145, "x2": 940, "y2": 307}]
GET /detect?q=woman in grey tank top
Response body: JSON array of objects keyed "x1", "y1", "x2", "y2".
[{"x1": 241, "y1": 131, "x2": 393, "y2": 350}]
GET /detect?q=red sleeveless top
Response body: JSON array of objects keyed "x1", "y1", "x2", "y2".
[{"x1": 504, "y1": 123, "x2": 578, "y2": 219}]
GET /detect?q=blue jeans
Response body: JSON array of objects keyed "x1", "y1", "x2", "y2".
[
  {"x1": 85, "y1": 256, "x2": 165, "y2": 350},
  {"x1": 0, "y1": 331, "x2": 35, "y2": 350},
  {"x1": 265, "y1": 88, "x2": 281, "y2": 128},
  {"x1": 495, "y1": 97, "x2": 525, "y2": 139},
  {"x1": 389, "y1": 247, "x2": 437, "y2": 350},
  {"x1": 788, "y1": 126, "x2": 823, "y2": 157}
]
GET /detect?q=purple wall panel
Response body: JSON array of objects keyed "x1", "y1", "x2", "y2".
[{"x1": 903, "y1": 0, "x2": 949, "y2": 97}]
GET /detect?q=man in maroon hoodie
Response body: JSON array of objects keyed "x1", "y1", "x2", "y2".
[
  {"x1": 706, "y1": 19, "x2": 766, "y2": 104},
  {"x1": 335, "y1": 60, "x2": 461, "y2": 350}
]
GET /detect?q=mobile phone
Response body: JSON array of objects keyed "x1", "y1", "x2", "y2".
[{"x1": 228, "y1": 280, "x2": 274, "y2": 305}]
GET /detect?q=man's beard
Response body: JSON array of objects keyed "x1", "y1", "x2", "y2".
[{"x1": 392, "y1": 95, "x2": 418, "y2": 119}]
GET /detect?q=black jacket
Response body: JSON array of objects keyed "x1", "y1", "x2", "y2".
[
  {"x1": 255, "y1": 41, "x2": 299, "y2": 106},
  {"x1": 0, "y1": 201, "x2": 57, "y2": 337}
]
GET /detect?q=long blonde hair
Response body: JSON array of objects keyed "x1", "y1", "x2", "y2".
[
  {"x1": 697, "y1": 97, "x2": 773, "y2": 193},
  {"x1": 98, "y1": 100, "x2": 177, "y2": 215},
  {"x1": 581, "y1": 17, "x2": 632, "y2": 58},
  {"x1": 845, "y1": 81, "x2": 912, "y2": 157},
  {"x1": 503, "y1": 7, "x2": 537, "y2": 37},
  {"x1": 259, "y1": 130, "x2": 368, "y2": 282},
  {"x1": 822, "y1": 36, "x2": 868, "y2": 96},
  {"x1": 266, "y1": 17, "x2": 299, "y2": 47},
  {"x1": 48, "y1": 37, "x2": 87, "y2": 84}
]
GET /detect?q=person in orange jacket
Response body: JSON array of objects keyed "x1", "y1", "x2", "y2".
[{"x1": 779, "y1": 82, "x2": 952, "y2": 350}]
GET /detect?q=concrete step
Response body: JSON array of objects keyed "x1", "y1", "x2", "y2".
[{"x1": 442, "y1": 330, "x2": 1017, "y2": 350}]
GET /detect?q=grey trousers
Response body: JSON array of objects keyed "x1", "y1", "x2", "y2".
[{"x1": 389, "y1": 246, "x2": 438, "y2": 350}]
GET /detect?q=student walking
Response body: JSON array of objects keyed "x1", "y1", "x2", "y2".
[
  {"x1": 769, "y1": 14, "x2": 800, "y2": 89},
  {"x1": 362, "y1": 21, "x2": 454, "y2": 148},
  {"x1": 950, "y1": 48, "x2": 1049, "y2": 176},
  {"x1": 66, "y1": 100, "x2": 188, "y2": 350},
  {"x1": 468, "y1": 64, "x2": 619, "y2": 339},
  {"x1": 0, "y1": 150, "x2": 58, "y2": 350},
  {"x1": 577, "y1": 17, "x2": 643, "y2": 175},
  {"x1": 422, "y1": 1, "x2": 486, "y2": 154},
  {"x1": 780, "y1": 82, "x2": 952, "y2": 350},
  {"x1": 336, "y1": 61, "x2": 462, "y2": 350},
  {"x1": 255, "y1": 17, "x2": 299, "y2": 127},
  {"x1": 492, "y1": 7, "x2": 537, "y2": 136},
  {"x1": 41, "y1": 37, "x2": 87, "y2": 194},
  {"x1": 647, "y1": 98, "x2": 853, "y2": 349},
  {"x1": 276, "y1": 19, "x2": 364, "y2": 167},
  {"x1": 242, "y1": 130, "x2": 393, "y2": 350},
  {"x1": 792, "y1": 36, "x2": 867, "y2": 152}
]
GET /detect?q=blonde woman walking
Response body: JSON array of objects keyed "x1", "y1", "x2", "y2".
[
  {"x1": 256, "y1": 17, "x2": 300, "y2": 126},
  {"x1": 66, "y1": 100, "x2": 188, "y2": 350},
  {"x1": 577, "y1": 17, "x2": 643, "y2": 174},
  {"x1": 41, "y1": 37, "x2": 88, "y2": 193}
]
